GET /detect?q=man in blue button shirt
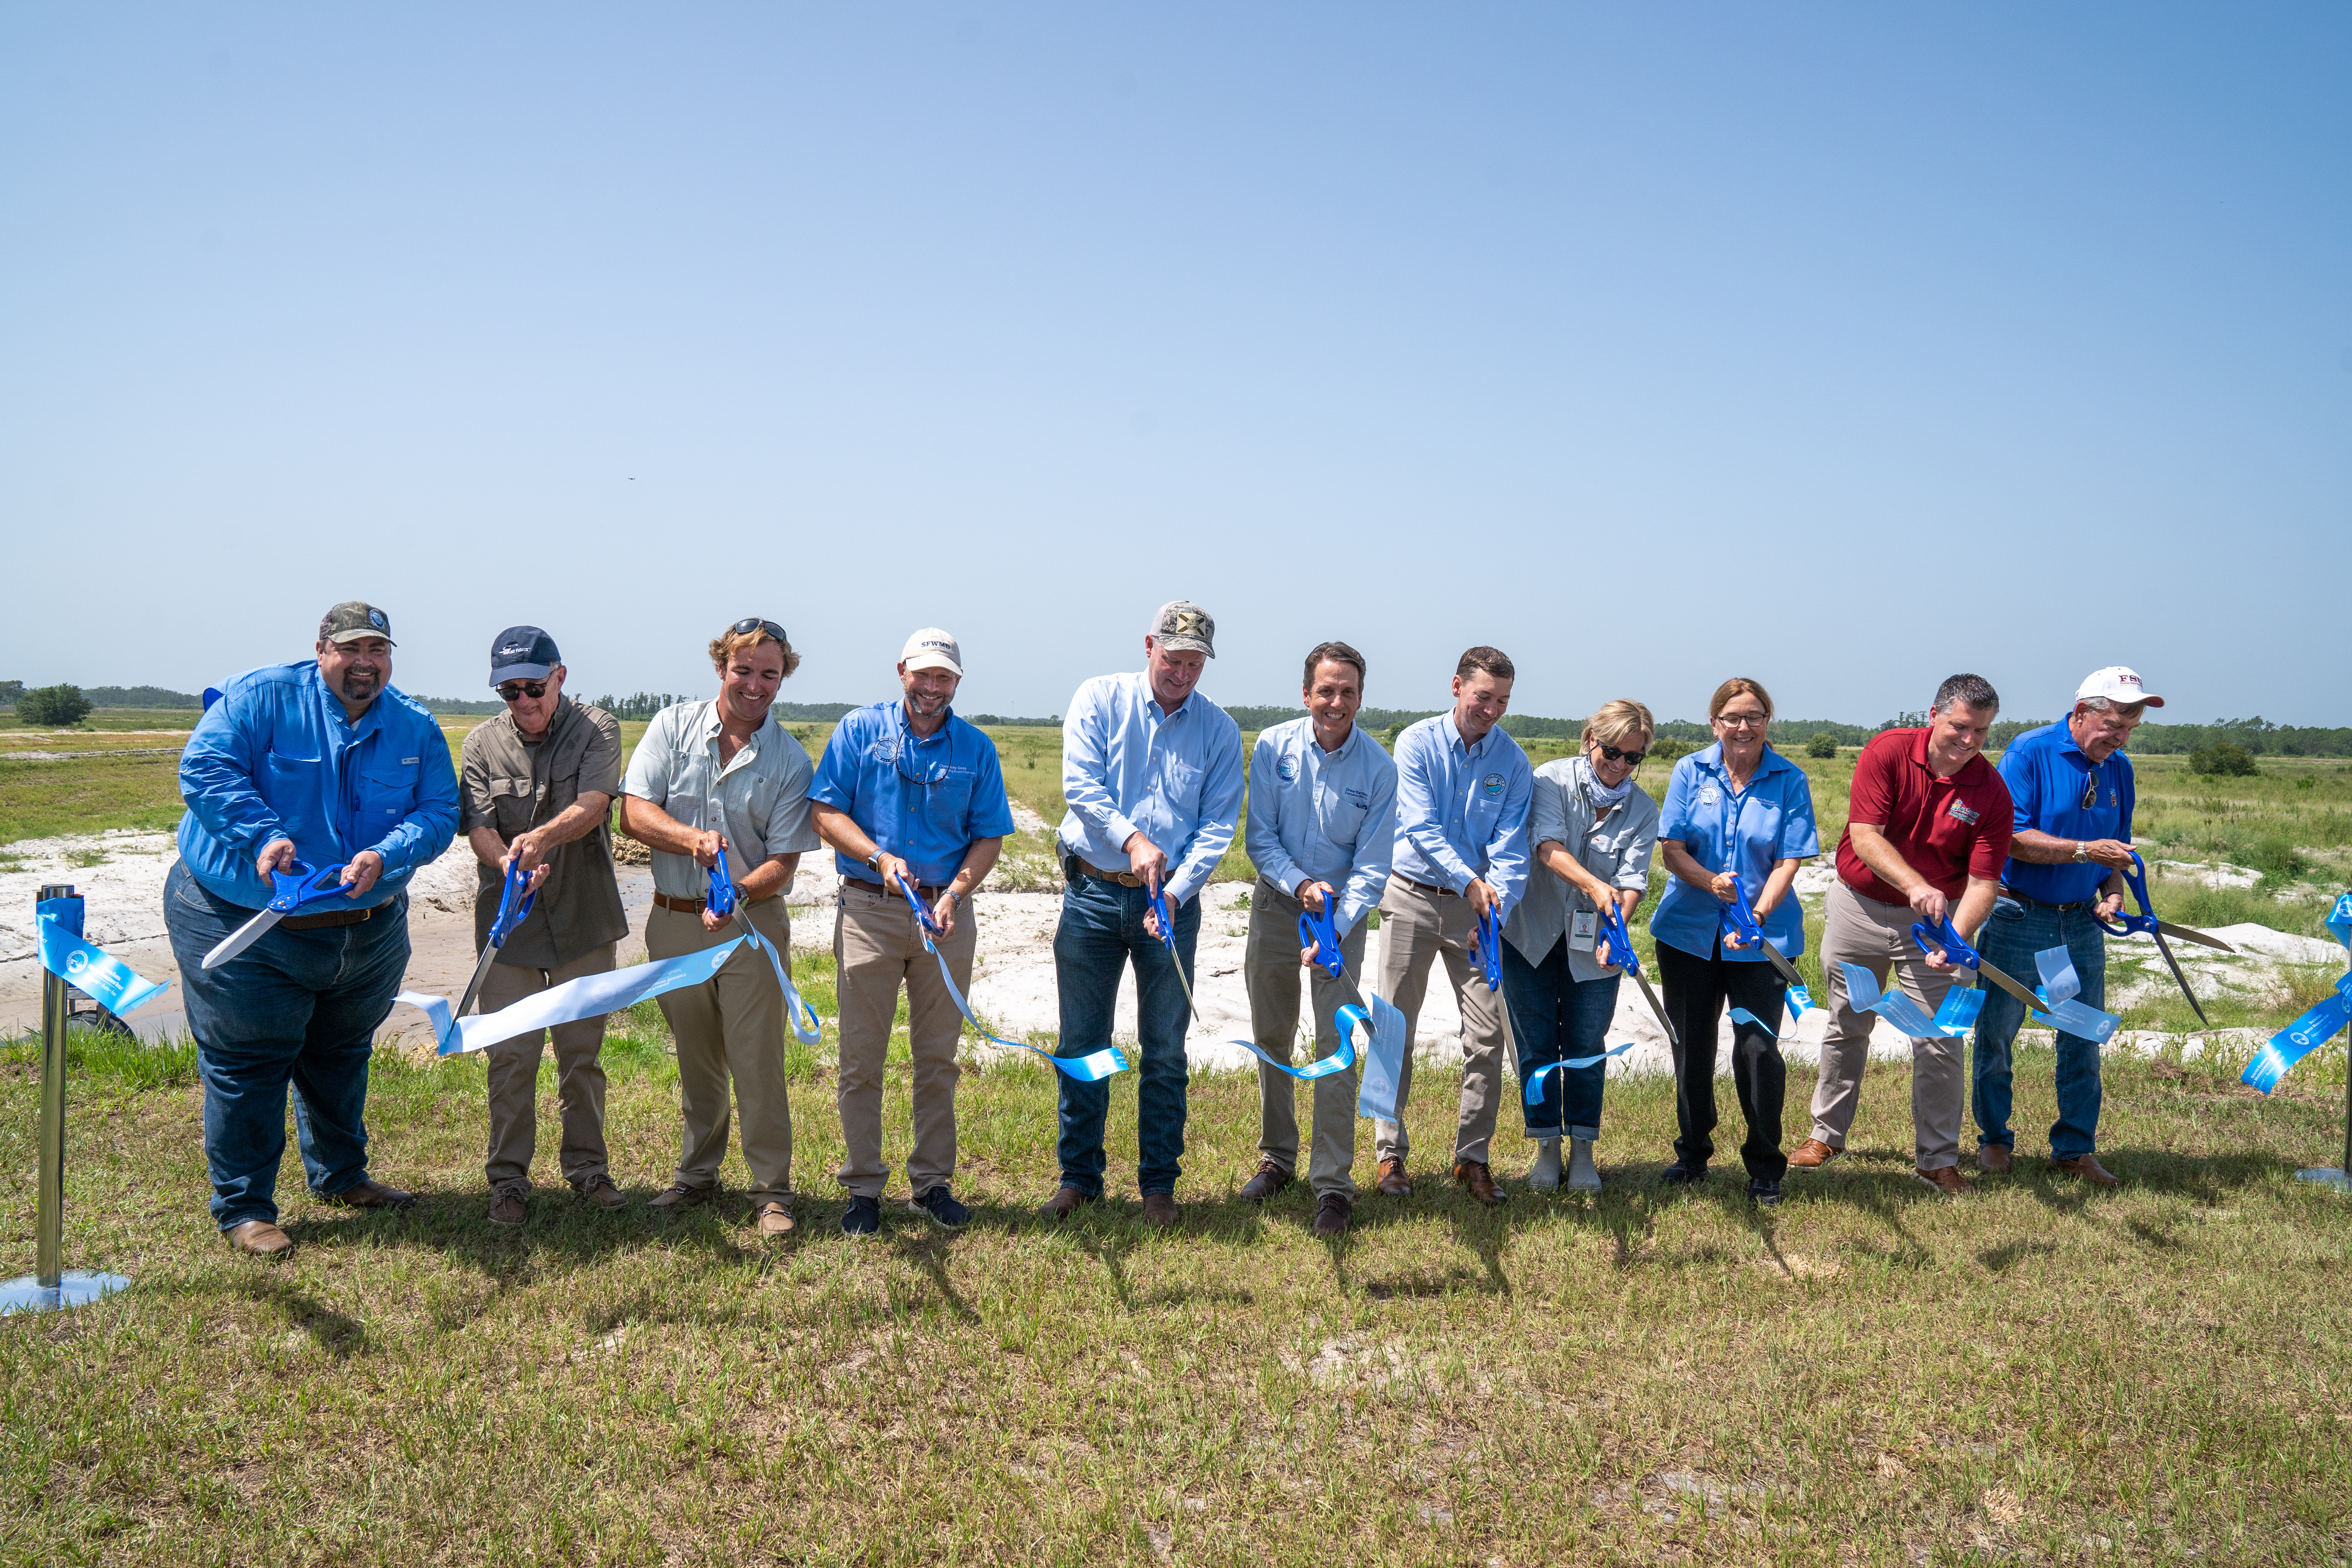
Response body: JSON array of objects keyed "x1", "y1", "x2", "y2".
[
  {"x1": 164, "y1": 601, "x2": 459, "y2": 1258},
  {"x1": 1238, "y1": 641, "x2": 1397, "y2": 1237},
  {"x1": 810, "y1": 627, "x2": 1016, "y2": 1239},
  {"x1": 1045, "y1": 601, "x2": 1245, "y2": 1227},
  {"x1": 1969, "y1": 666, "x2": 2158, "y2": 1188},
  {"x1": 1376, "y1": 646, "x2": 1534, "y2": 1207}
]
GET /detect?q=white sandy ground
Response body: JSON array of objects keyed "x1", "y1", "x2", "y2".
[{"x1": 6, "y1": 819, "x2": 2341, "y2": 1074}]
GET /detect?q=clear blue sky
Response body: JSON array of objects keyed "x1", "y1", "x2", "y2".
[{"x1": 4, "y1": 5, "x2": 2346, "y2": 726}]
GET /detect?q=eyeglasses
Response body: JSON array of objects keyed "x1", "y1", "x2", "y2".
[
  {"x1": 1596, "y1": 744, "x2": 1648, "y2": 765},
  {"x1": 498, "y1": 681, "x2": 548, "y2": 702},
  {"x1": 730, "y1": 616, "x2": 789, "y2": 643},
  {"x1": 894, "y1": 722, "x2": 952, "y2": 786},
  {"x1": 1715, "y1": 712, "x2": 1769, "y2": 729}
]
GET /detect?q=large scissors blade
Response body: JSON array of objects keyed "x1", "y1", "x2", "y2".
[
  {"x1": 455, "y1": 940, "x2": 503, "y2": 1018},
  {"x1": 1759, "y1": 944, "x2": 1806, "y2": 990},
  {"x1": 1971, "y1": 955, "x2": 2047, "y2": 1013},
  {"x1": 2154, "y1": 920, "x2": 2235, "y2": 953},
  {"x1": 1629, "y1": 966, "x2": 1680, "y2": 1048},
  {"x1": 200, "y1": 907, "x2": 283, "y2": 970},
  {"x1": 2149, "y1": 928, "x2": 2212, "y2": 1027}
]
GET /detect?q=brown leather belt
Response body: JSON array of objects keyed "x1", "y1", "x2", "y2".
[
  {"x1": 279, "y1": 906, "x2": 378, "y2": 931},
  {"x1": 1395, "y1": 876, "x2": 1458, "y2": 897},
  {"x1": 1066, "y1": 856, "x2": 1147, "y2": 888},
  {"x1": 848, "y1": 880, "x2": 952, "y2": 900},
  {"x1": 652, "y1": 891, "x2": 775, "y2": 914}
]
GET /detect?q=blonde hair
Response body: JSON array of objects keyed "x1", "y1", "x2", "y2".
[
  {"x1": 1708, "y1": 677, "x2": 1774, "y2": 722},
  {"x1": 1583, "y1": 699, "x2": 1655, "y2": 751},
  {"x1": 708, "y1": 628, "x2": 803, "y2": 678}
]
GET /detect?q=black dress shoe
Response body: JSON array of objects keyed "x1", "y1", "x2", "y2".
[
  {"x1": 1311, "y1": 1193, "x2": 1351, "y2": 1237},
  {"x1": 1748, "y1": 1178, "x2": 1782, "y2": 1207},
  {"x1": 1660, "y1": 1163, "x2": 1706, "y2": 1187},
  {"x1": 841, "y1": 1195, "x2": 882, "y2": 1237},
  {"x1": 322, "y1": 1178, "x2": 416, "y2": 1209}
]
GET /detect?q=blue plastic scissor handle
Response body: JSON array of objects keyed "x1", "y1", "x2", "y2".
[
  {"x1": 1470, "y1": 905, "x2": 1501, "y2": 991},
  {"x1": 895, "y1": 871, "x2": 945, "y2": 936},
  {"x1": 1147, "y1": 883, "x2": 1176, "y2": 950},
  {"x1": 1720, "y1": 873, "x2": 1766, "y2": 950},
  {"x1": 1298, "y1": 902, "x2": 1345, "y2": 979},
  {"x1": 2092, "y1": 850, "x2": 2161, "y2": 938},
  {"x1": 1909, "y1": 913, "x2": 1982, "y2": 970},
  {"x1": 706, "y1": 847, "x2": 737, "y2": 919},
  {"x1": 266, "y1": 859, "x2": 354, "y2": 913},
  {"x1": 487, "y1": 857, "x2": 538, "y2": 947},
  {"x1": 1599, "y1": 904, "x2": 1641, "y2": 975}
]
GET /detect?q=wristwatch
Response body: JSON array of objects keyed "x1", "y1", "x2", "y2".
[
  {"x1": 864, "y1": 849, "x2": 883, "y2": 872},
  {"x1": 2072, "y1": 841, "x2": 2088, "y2": 864}
]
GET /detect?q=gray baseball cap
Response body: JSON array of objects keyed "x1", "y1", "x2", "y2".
[
  {"x1": 319, "y1": 601, "x2": 395, "y2": 645},
  {"x1": 1149, "y1": 600, "x2": 1216, "y2": 657}
]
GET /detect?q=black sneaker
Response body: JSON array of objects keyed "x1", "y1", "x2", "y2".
[
  {"x1": 1748, "y1": 1179, "x2": 1782, "y2": 1208},
  {"x1": 908, "y1": 1186, "x2": 971, "y2": 1229},
  {"x1": 1660, "y1": 1162, "x2": 1707, "y2": 1187},
  {"x1": 841, "y1": 1195, "x2": 882, "y2": 1237}
]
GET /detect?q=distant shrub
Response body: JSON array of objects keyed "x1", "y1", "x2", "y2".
[
  {"x1": 2188, "y1": 742, "x2": 2260, "y2": 777},
  {"x1": 2249, "y1": 836, "x2": 2310, "y2": 882},
  {"x1": 1805, "y1": 731, "x2": 1838, "y2": 759},
  {"x1": 1649, "y1": 739, "x2": 1689, "y2": 766},
  {"x1": 16, "y1": 684, "x2": 92, "y2": 726}
]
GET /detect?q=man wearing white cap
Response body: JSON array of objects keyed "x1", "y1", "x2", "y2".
[
  {"x1": 1967, "y1": 667, "x2": 2161, "y2": 1187},
  {"x1": 809, "y1": 629, "x2": 1016, "y2": 1236}
]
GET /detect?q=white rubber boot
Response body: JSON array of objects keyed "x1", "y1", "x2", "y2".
[
  {"x1": 1528, "y1": 1138, "x2": 1563, "y2": 1192},
  {"x1": 1567, "y1": 1137, "x2": 1602, "y2": 1193}
]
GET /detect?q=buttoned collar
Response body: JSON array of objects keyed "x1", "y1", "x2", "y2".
[
  {"x1": 1137, "y1": 671, "x2": 1195, "y2": 723},
  {"x1": 1311, "y1": 720, "x2": 1361, "y2": 762},
  {"x1": 700, "y1": 697, "x2": 774, "y2": 748},
  {"x1": 1693, "y1": 740, "x2": 1789, "y2": 784},
  {"x1": 307, "y1": 662, "x2": 382, "y2": 741},
  {"x1": 503, "y1": 693, "x2": 571, "y2": 747},
  {"x1": 1444, "y1": 712, "x2": 1493, "y2": 757}
]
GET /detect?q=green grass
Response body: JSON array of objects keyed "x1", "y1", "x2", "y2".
[{"x1": 2, "y1": 1011, "x2": 2349, "y2": 1564}]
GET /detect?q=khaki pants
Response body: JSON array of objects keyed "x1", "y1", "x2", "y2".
[
  {"x1": 647, "y1": 898, "x2": 797, "y2": 1203},
  {"x1": 1374, "y1": 878, "x2": 1514, "y2": 1168},
  {"x1": 1244, "y1": 878, "x2": 1365, "y2": 1198},
  {"x1": 481, "y1": 943, "x2": 617, "y2": 1192},
  {"x1": 832, "y1": 880, "x2": 971, "y2": 1200},
  {"x1": 1812, "y1": 881, "x2": 1969, "y2": 1171}
]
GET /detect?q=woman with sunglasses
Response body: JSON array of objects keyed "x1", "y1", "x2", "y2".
[
  {"x1": 1500, "y1": 700, "x2": 1660, "y2": 1193},
  {"x1": 1648, "y1": 677, "x2": 1820, "y2": 1205}
]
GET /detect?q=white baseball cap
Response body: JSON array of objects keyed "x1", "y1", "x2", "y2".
[
  {"x1": 900, "y1": 627, "x2": 963, "y2": 677},
  {"x1": 2075, "y1": 666, "x2": 2164, "y2": 708}
]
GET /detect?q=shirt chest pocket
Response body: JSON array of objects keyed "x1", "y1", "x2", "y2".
[
  {"x1": 263, "y1": 753, "x2": 325, "y2": 840},
  {"x1": 1319, "y1": 784, "x2": 1369, "y2": 846},
  {"x1": 357, "y1": 766, "x2": 417, "y2": 831},
  {"x1": 925, "y1": 774, "x2": 977, "y2": 838},
  {"x1": 485, "y1": 775, "x2": 541, "y2": 838},
  {"x1": 1160, "y1": 753, "x2": 1204, "y2": 811}
]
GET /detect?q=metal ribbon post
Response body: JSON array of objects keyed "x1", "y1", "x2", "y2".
[{"x1": 2, "y1": 884, "x2": 133, "y2": 1315}]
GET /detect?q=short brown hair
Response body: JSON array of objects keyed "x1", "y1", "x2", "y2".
[
  {"x1": 1302, "y1": 641, "x2": 1366, "y2": 690},
  {"x1": 1456, "y1": 646, "x2": 1514, "y2": 681},
  {"x1": 709, "y1": 626, "x2": 803, "y2": 678},
  {"x1": 1708, "y1": 677, "x2": 1774, "y2": 722},
  {"x1": 1583, "y1": 699, "x2": 1655, "y2": 752}
]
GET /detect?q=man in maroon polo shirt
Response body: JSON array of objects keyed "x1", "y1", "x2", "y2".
[{"x1": 1790, "y1": 674, "x2": 2014, "y2": 1195}]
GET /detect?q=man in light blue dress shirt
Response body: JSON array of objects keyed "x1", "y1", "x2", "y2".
[
  {"x1": 1045, "y1": 601, "x2": 1245, "y2": 1227},
  {"x1": 1238, "y1": 641, "x2": 1397, "y2": 1237},
  {"x1": 1374, "y1": 646, "x2": 1533, "y2": 1207}
]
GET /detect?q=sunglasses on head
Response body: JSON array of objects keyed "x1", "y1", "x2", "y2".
[
  {"x1": 730, "y1": 616, "x2": 789, "y2": 643},
  {"x1": 1597, "y1": 744, "x2": 1647, "y2": 765},
  {"x1": 498, "y1": 681, "x2": 548, "y2": 703}
]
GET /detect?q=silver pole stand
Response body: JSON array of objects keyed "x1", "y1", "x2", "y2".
[
  {"x1": 2295, "y1": 1060, "x2": 2352, "y2": 1193},
  {"x1": 1, "y1": 884, "x2": 132, "y2": 1314}
]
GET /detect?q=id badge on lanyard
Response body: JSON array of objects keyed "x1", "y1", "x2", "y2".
[{"x1": 1570, "y1": 908, "x2": 1599, "y2": 951}]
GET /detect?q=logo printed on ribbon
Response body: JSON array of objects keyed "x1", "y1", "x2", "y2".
[
  {"x1": 35, "y1": 897, "x2": 169, "y2": 1019},
  {"x1": 2243, "y1": 892, "x2": 2352, "y2": 1094}
]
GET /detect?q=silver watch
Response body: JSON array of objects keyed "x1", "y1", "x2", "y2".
[{"x1": 2072, "y1": 840, "x2": 2087, "y2": 863}]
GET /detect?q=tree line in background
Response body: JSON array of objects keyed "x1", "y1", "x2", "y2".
[{"x1": 3, "y1": 680, "x2": 2347, "y2": 764}]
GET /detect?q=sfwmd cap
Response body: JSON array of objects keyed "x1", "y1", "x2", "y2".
[
  {"x1": 2076, "y1": 666, "x2": 2164, "y2": 709},
  {"x1": 319, "y1": 601, "x2": 394, "y2": 645},
  {"x1": 1150, "y1": 599, "x2": 1216, "y2": 657},
  {"x1": 901, "y1": 627, "x2": 963, "y2": 677},
  {"x1": 489, "y1": 626, "x2": 561, "y2": 686}
]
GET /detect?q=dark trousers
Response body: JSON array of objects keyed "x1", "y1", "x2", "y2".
[
  {"x1": 1655, "y1": 936, "x2": 1789, "y2": 1181},
  {"x1": 1498, "y1": 936, "x2": 1621, "y2": 1140},
  {"x1": 1052, "y1": 867, "x2": 1200, "y2": 1198}
]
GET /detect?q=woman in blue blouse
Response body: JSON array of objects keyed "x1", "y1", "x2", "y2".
[{"x1": 1648, "y1": 678, "x2": 1820, "y2": 1205}]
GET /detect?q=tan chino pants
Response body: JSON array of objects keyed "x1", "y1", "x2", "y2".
[
  {"x1": 481, "y1": 942, "x2": 618, "y2": 1192},
  {"x1": 832, "y1": 879, "x2": 972, "y2": 1200},
  {"x1": 647, "y1": 898, "x2": 798, "y2": 1204},
  {"x1": 1244, "y1": 878, "x2": 1365, "y2": 1198},
  {"x1": 1373, "y1": 878, "x2": 1514, "y2": 1169},
  {"x1": 1811, "y1": 881, "x2": 1969, "y2": 1171}
]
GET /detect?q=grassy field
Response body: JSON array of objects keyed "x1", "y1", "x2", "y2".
[{"x1": 4, "y1": 979, "x2": 2350, "y2": 1565}]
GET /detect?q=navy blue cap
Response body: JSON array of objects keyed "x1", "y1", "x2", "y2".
[{"x1": 488, "y1": 625, "x2": 561, "y2": 686}]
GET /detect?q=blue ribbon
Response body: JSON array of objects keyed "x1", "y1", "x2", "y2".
[
  {"x1": 1521, "y1": 1043, "x2": 1635, "y2": 1104},
  {"x1": 1351, "y1": 992, "x2": 1412, "y2": 1121},
  {"x1": 401, "y1": 941, "x2": 749, "y2": 1056},
  {"x1": 707, "y1": 851, "x2": 822, "y2": 1045},
  {"x1": 34, "y1": 896, "x2": 169, "y2": 1017},
  {"x1": 2026, "y1": 945, "x2": 2122, "y2": 1044},
  {"x1": 2243, "y1": 892, "x2": 2352, "y2": 1094},
  {"x1": 892, "y1": 878, "x2": 1128, "y2": 1081},
  {"x1": 1840, "y1": 962, "x2": 1987, "y2": 1038},
  {"x1": 1150, "y1": 882, "x2": 1355, "y2": 1082}
]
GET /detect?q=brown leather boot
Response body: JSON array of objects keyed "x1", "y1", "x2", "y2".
[
  {"x1": 1452, "y1": 1160, "x2": 1506, "y2": 1207},
  {"x1": 487, "y1": 1187, "x2": 528, "y2": 1226},
  {"x1": 1786, "y1": 1138, "x2": 1840, "y2": 1169},
  {"x1": 1041, "y1": 1185, "x2": 1094, "y2": 1219},
  {"x1": 1375, "y1": 1158, "x2": 1412, "y2": 1197},
  {"x1": 1311, "y1": 1192, "x2": 1351, "y2": 1236},
  {"x1": 1141, "y1": 1193, "x2": 1180, "y2": 1228},
  {"x1": 225, "y1": 1219, "x2": 295, "y2": 1258},
  {"x1": 1239, "y1": 1160, "x2": 1292, "y2": 1201},
  {"x1": 2051, "y1": 1153, "x2": 2120, "y2": 1188},
  {"x1": 1975, "y1": 1143, "x2": 2013, "y2": 1174}
]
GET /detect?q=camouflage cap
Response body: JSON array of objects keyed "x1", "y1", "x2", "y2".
[
  {"x1": 1149, "y1": 600, "x2": 1216, "y2": 658},
  {"x1": 319, "y1": 601, "x2": 395, "y2": 646}
]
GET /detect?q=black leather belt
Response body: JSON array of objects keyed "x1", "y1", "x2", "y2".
[
  {"x1": 2002, "y1": 886, "x2": 2096, "y2": 913},
  {"x1": 279, "y1": 906, "x2": 376, "y2": 931}
]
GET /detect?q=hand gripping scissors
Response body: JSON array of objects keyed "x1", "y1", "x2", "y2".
[
  {"x1": 456, "y1": 857, "x2": 539, "y2": 1016},
  {"x1": 2094, "y1": 850, "x2": 2234, "y2": 1027},
  {"x1": 201, "y1": 859, "x2": 356, "y2": 969}
]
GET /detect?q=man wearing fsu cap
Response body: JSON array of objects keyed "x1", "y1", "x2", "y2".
[
  {"x1": 1044, "y1": 600, "x2": 1244, "y2": 1227},
  {"x1": 809, "y1": 628, "x2": 1016, "y2": 1238},
  {"x1": 164, "y1": 601, "x2": 458, "y2": 1257},
  {"x1": 459, "y1": 626, "x2": 629, "y2": 1225},
  {"x1": 1966, "y1": 667, "x2": 2161, "y2": 1188}
]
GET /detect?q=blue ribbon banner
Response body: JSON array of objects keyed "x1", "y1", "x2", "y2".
[
  {"x1": 34, "y1": 897, "x2": 169, "y2": 1017},
  {"x1": 400, "y1": 940, "x2": 746, "y2": 1056},
  {"x1": 1839, "y1": 962, "x2": 1987, "y2": 1038},
  {"x1": 2025, "y1": 945, "x2": 2122, "y2": 1044},
  {"x1": 708, "y1": 851, "x2": 822, "y2": 1045},
  {"x1": 1149, "y1": 884, "x2": 1351, "y2": 1083},
  {"x1": 1521, "y1": 1043, "x2": 1636, "y2": 1104},
  {"x1": 896, "y1": 880, "x2": 1127, "y2": 1081},
  {"x1": 1350, "y1": 992, "x2": 1413, "y2": 1122},
  {"x1": 2243, "y1": 892, "x2": 2352, "y2": 1095}
]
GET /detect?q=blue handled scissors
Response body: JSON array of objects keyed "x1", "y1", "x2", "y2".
[
  {"x1": 1599, "y1": 903, "x2": 1679, "y2": 1047},
  {"x1": 1468, "y1": 904, "x2": 1503, "y2": 993},
  {"x1": 457, "y1": 857, "x2": 540, "y2": 1015},
  {"x1": 200, "y1": 858, "x2": 356, "y2": 969},
  {"x1": 2093, "y1": 850, "x2": 2232, "y2": 1026},
  {"x1": 1717, "y1": 873, "x2": 1809, "y2": 992},
  {"x1": 1908, "y1": 913, "x2": 2042, "y2": 1011}
]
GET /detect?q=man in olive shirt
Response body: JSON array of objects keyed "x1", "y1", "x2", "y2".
[{"x1": 460, "y1": 626, "x2": 629, "y2": 1225}]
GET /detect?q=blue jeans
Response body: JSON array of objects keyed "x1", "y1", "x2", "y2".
[
  {"x1": 1970, "y1": 895, "x2": 2106, "y2": 1159},
  {"x1": 1053, "y1": 867, "x2": 1199, "y2": 1198},
  {"x1": 1499, "y1": 937, "x2": 1619, "y2": 1140},
  {"x1": 163, "y1": 860, "x2": 409, "y2": 1230}
]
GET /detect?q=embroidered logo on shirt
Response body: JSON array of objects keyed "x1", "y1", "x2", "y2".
[
  {"x1": 1482, "y1": 773, "x2": 1504, "y2": 799},
  {"x1": 1345, "y1": 788, "x2": 1369, "y2": 806},
  {"x1": 1947, "y1": 801, "x2": 1980, "y2": 825},
  {"x1": 1276, "y1": 755, "x2": 1299, "y2": 782},
  {"x1": 400, "y1": 757, "x2": 418, "y2": 766},
  {"x1": 1699, "y1": 787, "x2": 1720, "y2": 806}
]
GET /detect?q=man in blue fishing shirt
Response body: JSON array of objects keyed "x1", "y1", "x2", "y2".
[
  {"x1": 164, "y1": 601, "x2": 459, "y2": 1258},
  {"x1": 1375, "y1": 646, "x2": 1533, "y2": 1208},
  {"x1": 1045, "y1": 601, "x2": 1245, "y2": 1228},
  {"x1": 1968, "y1": 666, "x2": 2156, "y2": 1189}
]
